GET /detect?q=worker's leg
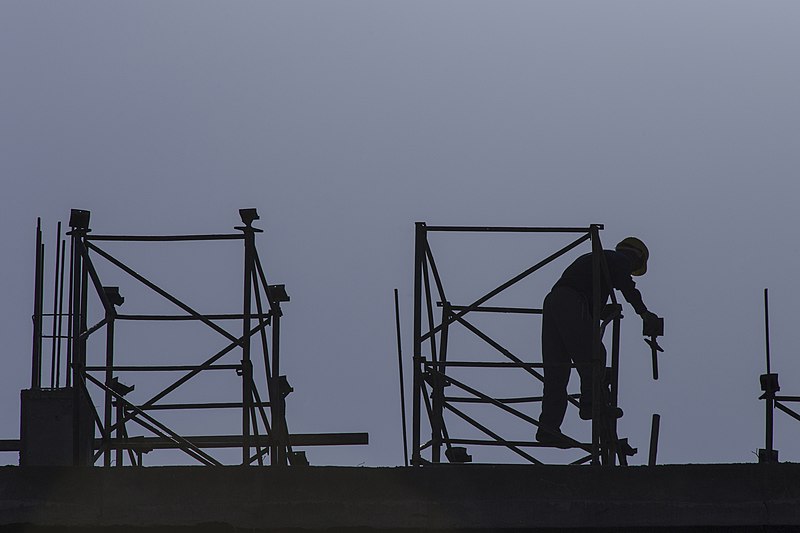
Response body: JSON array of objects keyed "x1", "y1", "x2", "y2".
[
  {"x1": 557, "y1": 292, "x2": 604, "y2": 417},
  {"x1": 539, "y1": 289, "x2": 573, "y2": 434}
]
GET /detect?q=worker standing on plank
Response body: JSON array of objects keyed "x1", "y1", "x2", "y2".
[{"x1": 536, "y1": 237, "x2": 661, "y2": 446}]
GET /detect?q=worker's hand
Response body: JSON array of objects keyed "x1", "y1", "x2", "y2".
[{"x1": 642, "y1": 311, "x2": 663, "y2": 337}]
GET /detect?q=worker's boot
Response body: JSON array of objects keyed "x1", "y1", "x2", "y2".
[{"x1": 535, "y1": 427, "x2": 572, "y2": 449}]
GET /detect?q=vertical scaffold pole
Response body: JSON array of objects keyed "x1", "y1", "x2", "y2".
[
  {"x1": 103, "y1": 311, "x2": 115, "y2": 467},
  {"x1": 31, "y1": 218, "x2": 43, "y2": 390},
  {"x1": 242, "y1": 225, "x2": 255, "y2": 465},
  {"x1": 69, "y1": 211, "x2": 89, "y2": 466},
  {"x1": 412, "y1": 222, "x2": 425, "y2": 466},
  {"x1": 764, "y1": 288, "x2": 775, "y2": 462},
  {"x1": 589, "y1": 225, "x2": 603, "y2": 465}
]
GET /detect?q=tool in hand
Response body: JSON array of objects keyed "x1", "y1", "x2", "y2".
[{"x1": 643, "y1": 315, "x2": 664, "y2": 380}]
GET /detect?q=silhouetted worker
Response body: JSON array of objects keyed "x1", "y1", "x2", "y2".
[{"x1": 536, "y1": 237, "x2": 660, "y2": 446}]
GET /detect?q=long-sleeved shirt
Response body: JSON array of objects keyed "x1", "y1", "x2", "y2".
[{"x1": 552, "y1": 250, "x2": 647, "y2": 316}]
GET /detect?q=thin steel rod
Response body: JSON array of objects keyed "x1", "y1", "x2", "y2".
[
  {"x1": 648, "y1": 414, "x2": 660, "y2": 466},
  {"x1": 424, "y1": 243, "x2": 447, "y2": 304},
  {"x1": 251, "y1": 382, "x2": 273, "y2": 438},
  {"x1": 49, "y1": 221, "x2": 62, "y2": 388},
  {"x1": 422, "y1": 255, "x2": 438, "y2": 365},
  {"x1": 85, "y1": 242, "x2": 238, "y2": 343},
  {"x1": 115, "y1": 313, "x2": 270, "y2": 321},
  {"x1": 445, "y1": 437, "x2": 585, "y2": 451},
  {"x1": 433, "y1": 301, "x2": 452, "y2": 462},
  {"x1": 775, "y1": 401, "x2": 800, "y2": 423},
  {"x1": 78, "y1": 246, "x2": 115, "y2": 313},
  {"x1": 441, "y1": 304, "x2": 542, "y2": 315},
  {"x1": 78, "y1": 317, "x2": 109, "y2": 341},
  {"x1": 103, "y1": 315, "x2": 115, "y2": 467},
  {"x1": 421, "y1": 232, "x2": 591, "y2": 342},
  {"x1": 31, "y1": 219, "x2": 43, "y2": 389},
  {"x1": 765, "y1": 288, "x2": 771, "y2": 374},
  {"x1": 411, "y1": 223, "x2": 425, "y2": 465},
  {"x1": 241, "y1": 227, "x2": 255, "y2": 464},
  {"x1": 65, "y1": 234, "x2": 74, "y2": 388},
  {"x1": 444, "y1": 404, "x2": 543, "y2": 464},
  {"x1": 425, "y1": 361, "x2": 548, "y2": 368},
  {"x1": 764, "y1": 287, "x2": 774, "y2": 458},
  {"x1": 137, "y1": 402, "x2": 271, "y2": 411},
  {"x1": 253, "y1": 249, "x2": 280, "y2": 314},
  {"x1": 56, "y1": 238, "x2": 66, "y2": 388},
  {"x1": 86, "y1": 234, "x2": 244, "y2": 242},
  {"x1": 774, "y1": 396, "x2": 800, "y2": 402},
  {"x1": 423, "y1": 226, "x2": 601, "y2": 233},
  {"x1": 394, "y1": 289, "x2": 409, "y2": 467},
  {"x1": 250, "y1": 266, "x2": 277, "y2": 461},
  {"x1": 444, "y1": 395, "x2": 569, "y2": 404},
  {"x1": 97, "y1": 432, "x2": 369, "y2": 450},
  {"x1": 590, "y1": 226, "x2": 603, "y2": 465},
  {"x1": 84, "y1": 364, "x2": 242, "y2": 372}
]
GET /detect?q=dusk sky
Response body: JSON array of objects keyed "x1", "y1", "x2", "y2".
[{"x1": 2, "y1": 1, "x2": 800, "y2": 466}]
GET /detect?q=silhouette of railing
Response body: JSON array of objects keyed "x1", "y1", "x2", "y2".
[
  {"x1": 18, "y1": 209, "x2": 367, "y2": 466},
  {"x1": 410, "y1": 223, "x2": 635, "y2": 466}
]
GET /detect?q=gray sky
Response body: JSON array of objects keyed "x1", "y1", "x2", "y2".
[{"x1": 2, "y1": 1, "x2": 800, "y2": 466}]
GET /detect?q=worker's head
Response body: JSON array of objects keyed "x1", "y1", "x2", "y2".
[{"x1": 615, "y1": 237, "x2": 649, "y2": 276}]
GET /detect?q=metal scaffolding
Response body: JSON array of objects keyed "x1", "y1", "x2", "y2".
[
  {"x1": 759, "y1": 288, "x2": 798, "y2": 464},
  {"x1": 410, "y1": 223, "x2": 636, "y2": 466},
  {"x1": 18, "y1": 208, "x2": 367, "y2": 466}
]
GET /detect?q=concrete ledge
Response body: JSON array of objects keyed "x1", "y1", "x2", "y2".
[{"x1": 0, "y1": 464, "x2": 799, "y2": 531}]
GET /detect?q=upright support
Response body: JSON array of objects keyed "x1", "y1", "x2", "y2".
[
  {"x1": 103, "y1": 313, "x2": 115, "y2": 467},
  {"x1": 393, "y1": 289, "x2": 409, "y2": 467},
  {"x1": 589, "y1": 225, "x2": 604, "y2": 465},
  {"x1": 68, "y1": 209, "x2": 90, "y2": 466},
  {"x1": 241, "y1": 226, "x2": 255, "y2": 464},
  {"x1": 31, "y1": 219, "x2": 44, "y2": 390},
  {"x1": 411, "y1": 222, "x2": 425, "y2": 466},
  {"x1": 759, "y1": 288, "x2": 779, "y2": 463},
  {"x1": 270, "y1": 309, "x2": 287, "y2": 466}
]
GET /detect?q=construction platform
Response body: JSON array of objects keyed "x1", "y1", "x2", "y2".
[{"x1": 0, "y1": 463, "x2": 799, "y2": 531}]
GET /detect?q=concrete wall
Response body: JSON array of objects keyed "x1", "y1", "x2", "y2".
[{"x1": 0, "y1": 463, "x2": 799, "y2": 531}]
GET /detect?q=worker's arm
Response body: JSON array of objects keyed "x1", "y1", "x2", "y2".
[{"x1": 608, "y1": 254, "x2": 649, "y2": 316}]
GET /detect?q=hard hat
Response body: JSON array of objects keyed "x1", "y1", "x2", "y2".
[{"x1": 615, "y1": 237, "x2": 649, "y2": 276}]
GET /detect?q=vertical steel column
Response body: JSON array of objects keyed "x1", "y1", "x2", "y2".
[
  {"x1": 65, "y1": 236, "x2": 75, "y2": 388},
  {"x1": 411, "y1": 222, "x2": 425, "y2": 466},
  {"x1": 241, "y1": 226, "x2": 255, "y2": 464},
  {"x1": 589, "y1": 225, "x2": 603, "y2": 465},
  {"x1": 763, "y1": 288, "x2": 776, "y2": 462},
  {"x1": 56, "y1": 237, "x2": 66, "y2": 388},
  {"x1": 31, "y1": 219, "x2": 44, "y2": 390},
  {"x1": 270, "y1": 309, "x2": 286, "y2": 465},
  {"x1": 103, "y1": 311, "x2": 115, "y2": 467},
  {"x1": 609, "y1": 315, "x2": 621, "y2": 465},
  {"x1": 69, "y1": 221, "x2": 87, "y2": 466}
]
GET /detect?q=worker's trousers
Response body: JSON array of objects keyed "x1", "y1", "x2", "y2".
[{"x1": 539, "y1": 286, "x2": 605, "y2": 433}]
